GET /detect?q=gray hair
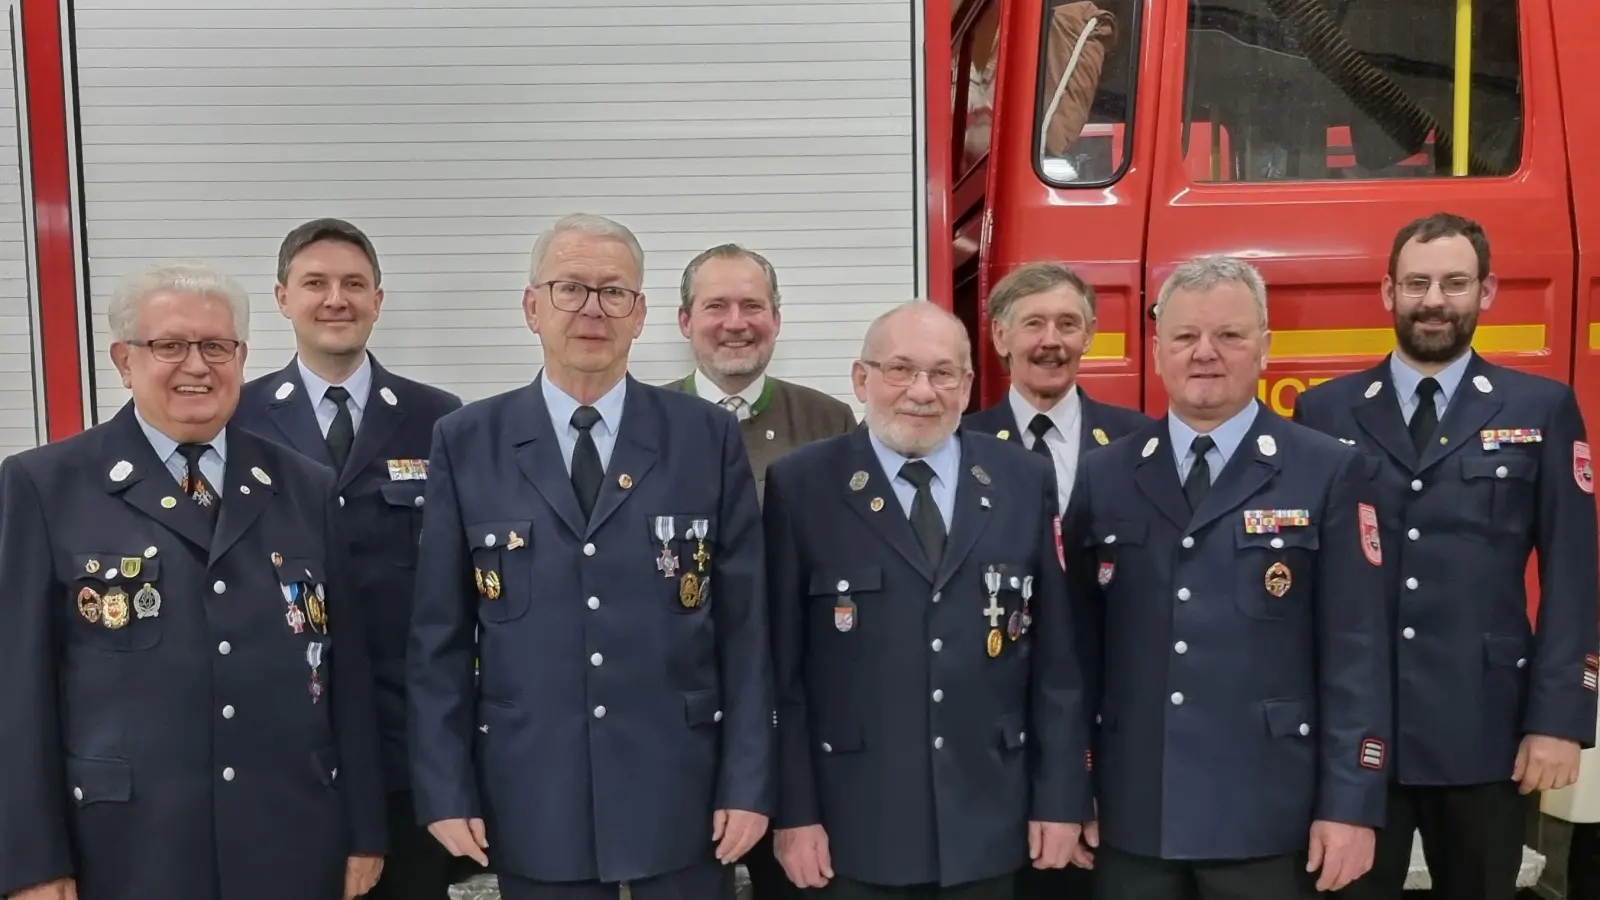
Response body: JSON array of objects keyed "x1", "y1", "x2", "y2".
[
  {"x1": 679, "y1": 243, "x2": 782, "y2": 312},
  {"x1": 277, "y1": 217, "x2": 382, "y2": 287},
  {"x1": 528, "y1": 213, "x2": 645, "y2": 284},
  {"x1": 1153, "y1": 255, "x2": 1269, "y2": 329},
  {"x1": 988, "y1": 262, "x2": 1096, "y2": 325},
  {"x1": 860, "y1": 300, "x2": 973, "y2": 370},
  {"x1": 107, "y1": 261, "x2": 251, "y2": 342}
]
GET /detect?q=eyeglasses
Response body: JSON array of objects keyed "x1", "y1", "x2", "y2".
[
  {"x1": 128, "y1": 339, "x2": 242, "y2": 364},
  {"x1": 861, "y1": 359, "x2": 965, "y2": 390},
  {"x1": 538, "y1": 280, "x2": 641, "y2": 318},
  {"x1": 1398, "y1": 276, "x2": 1477, "y2": 298}
]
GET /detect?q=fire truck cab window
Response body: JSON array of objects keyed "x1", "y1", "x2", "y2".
[
  {"x1": 959, "y1": 4, "x2": 1001, "y2": 178},
  {"x1": 1034, "y1": 0, "x2": 1140, "y2": 186},
  {"x1": 1181, "y1": 0, "x2": 1523, "y2": 182}
]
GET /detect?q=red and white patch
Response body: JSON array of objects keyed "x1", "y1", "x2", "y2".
[
  {"x1": 1585, "y1": 654, "x2": 1599, "y2": 693},
  {"x1": 1358, "y1": 737, "x2": 1386, "y2": 771},
  {"x1": 1358, "y1": 503, "x2": 1382, "y2": 566},
  {"x1": 1575, "y1": 441, "x2": 1594, "y2": 495},
  {"x1": 1085, "y1": 749, "x2": 1093, "y2": 772},
  {"x1": 1053, "y1": 515, "x2": 1065, "y2": 571},
  {"x1": 1097, "y1": 561, "x2": 1115, "y2": 587}
]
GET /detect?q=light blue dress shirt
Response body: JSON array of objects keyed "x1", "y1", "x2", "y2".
[
  {"x1": 1389, "y1": 350, "x2": 1471, "y2": 425},
  {"x1": 298, "y1": 354, "x2": 372, "y2": 438},
  {"x1": 869, "y1": 430, "x2": 959, "y2": 532},
  {"x1": 1167, "y1": 401, "x2": 1259, "y2": 485},
  {"x1": 541, "y1": 370, "x2": 627, "y2": 474},
  {"x1": 135, "y1": 407, "x2": 227, "y2": 490}
]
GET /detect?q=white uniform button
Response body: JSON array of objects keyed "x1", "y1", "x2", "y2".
[
  {"x1": 1104, "y1": 535, "x2": 1117, "y2": 544},
  {"x1": 1298, "y1": 723, "x2": 1311, "y2": 736},
  {"x1": 931, "y1": 639, "x2": 943, "y2": 652},
  {"x1": 583, "y1": 543, "x2": 596, "y2": 556},
  {"x1": 1177, "y1": 588, "x2": 1191, "y2": 601},
  {"x1": 484, "y1": 534, "x2": 496, "y2": 547},
  {"x1": 1019, "y1": 732, "x2": 1026, "y2": 744},
  {"x1": 1270, "y1": 537, "x2": 1284, "y2": 549},
  {"x1": 932, "y1": 689, "x2": 944, "y2": 702},
  {"x1": 1182, "y1": 536, "x2": 1195, "y2": 549},
  {"x1": 222, "y1": 767, "x2": 235, "y2": 781},
  {"x1": 1403, "y1": 627, "x2": 1416, "y2": 639},
  {"x1": 822, "y1": 742, "x2": 833, "y2": 753},
  {"x1": 222, "y1": 705, "x2": 235, "y2": 719},
  {"x1": 218, "y1": 641, "x2": 231, "y2": 655},
  {"x1": 713, "y1": 710, "x2": 723, "y2": 722},
  {"x1": 1495, "y1": 465, "x2": 1509, "y2": 479},
  {"x1": 1174, "y1": 641, "x2": 1188, "y2": 654},
  {"x1": 931, "y1": 592, "x2": 941, "y2": 604},
  {"x1": 590, "y1": 653, "x2": 603, "y2": 667},
  {"x1": 837, "y1": 580, "x2": 850, "y2": 592},
  {"x1": 933, "y1": 736, "x2": 944, "y2": 750},
  {"x1": 414, "y1": 496, "x2": 425, "y2": 508},
  {"x1": 72, "y1": 787, "x2": 83, "y2": 801},
  {"x1": 144, "y1": 546, "x2": 158, "y2": 559},
  {"x1": 1408, "y1": 528, "x2": 1420, "y2": 541},
  {"x1": 593, "y1": 706, "x2": 606, "y2": 718},
  {"x1": 338, "y1": 496, "x2": 346, "y2": 507},
  {"x1": 1411, "y1": 479, "x2": 1423, "y2": 492},
  {"x1": 1171, "y1": 692, "x2": 1185, "y2": 705},
  {"x1": 213, "y1": 581, "x2": 226, "y2": 594},
  {"x1": 1517, "y1": 658, "x2": 1528, "y2": 668},
  {"x1": 1406, "y1": 577, "x2": 1418, "y2": 590},
  {"x1": 587, "y1": 596, "x2": 600, "y2": 610}
]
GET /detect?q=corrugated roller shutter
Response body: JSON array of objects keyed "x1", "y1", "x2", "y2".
[
  {"x1": 71, "y1": 0, "x2": 921, "y2": 419},
  {"x1": 0, "y1": 16, "x2": 38, "y2": 460}
]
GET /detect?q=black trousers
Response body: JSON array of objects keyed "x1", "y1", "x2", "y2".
[
  {"x1": 362, "y1": 791, "x2": 458, "y2": 900},
  {"x1": 1016, "y1": 862, "x2": 1094, "y2": 899},
  {"x1": 817, "y1": 873, "x2": 1014, "y2": 900},
  {"x1": 497, "y1": 859, "x2": 735, "y2": 900},
  {"x1": 746, "y1": 829, "x2": 806, "y2": 898},
  {"x1": 1094, "y1": 846, "x2": 1317, "y2": 900},
  {"x1": 1338, "y1": 781, "x2": 1524, "y2": 900}
]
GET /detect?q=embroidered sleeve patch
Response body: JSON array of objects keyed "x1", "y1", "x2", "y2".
[
  {"x1": 1054, "y1": 515, "x2": 1065, "y2": 571},
  {"x1": 1585, "y1": 654, "x2": 1598, "y2": 693},
  {"x1": 1359, "y1": 738, "x2": 1386, "y2": 770},
  {"x1": 1575, "y1": 441, "x2": 1594, "y2": 495},
  {"x1": 1358, "y1": 503, "x2": 1382, "y2": 566}
]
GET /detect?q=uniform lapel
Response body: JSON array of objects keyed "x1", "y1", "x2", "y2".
[
  {"x1": 841, "y1": 426, "x2": 934, "y2": 581},
  {"x1": 933, "y1": 429, "x2": 993, "y2": 591},
  {"x1": 101, "y1": 405, "x2": 218, "y2": 552},
  {"x1": 1416, "y1": 354, "x2": 1502, "y2": 474},
  {"x1": 263, "y1": 360, "x2": 335, "y2": 467},
  {"x1": 511, "y1": 377, "x2": 588, "y2": 540},
  {"x1": 1132, "y1": 420, "x2": 1191, "y2": 530},
  {"x1": 1186, "y1": 404, "x2": 1282, "y2": 535},
  {"x1": 1351, "y1": 358, "x2": 1417, "y2": 470},
  {"x1": 208, "y1": 427, "x2": 278, "y2": 565},
  {"x1": 337, "y1": 356, "x2": 407, "y2": 491},
  {"x1": 583, "y1": 376, "x2": 660, "y2": 536}
]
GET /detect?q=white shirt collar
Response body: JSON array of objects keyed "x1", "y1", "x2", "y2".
[
  {"x1": 694, "y1": 370, "x2": 766, "y2": 408},
  {"x1": 1007, "y1": 384, "x2": 1081, "y2": 438}
]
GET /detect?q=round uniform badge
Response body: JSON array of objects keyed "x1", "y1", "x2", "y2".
[{"x1": 1264, "y1": 561, "x2": 1292, "y2": 597}]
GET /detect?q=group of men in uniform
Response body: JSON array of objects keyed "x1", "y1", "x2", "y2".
[{"x1": 0, "y1": 209, "x2": 1593, "y2": 900}]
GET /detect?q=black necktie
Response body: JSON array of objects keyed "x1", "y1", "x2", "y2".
[
  {"x1": 1183, "y1": 435, "x2": 1215, "y2": 513},
  {"x1": 1027, "y1": 413, "x2": 1056, "y2": 463},
  {"x1": 1410, "y1": 377, "x2": 1441, "y2": 454},
  {"x1": 178, "y1": 442, "x2": 221, "y2": 528},
  {"x1": 899, "y1": 460, "x2": 946, "y2": 569},
  {"x1": 570, "y1": 406, "x2": 604, "y2": 521},
  {"x1": 324, "y1": 385, "x2": 355, "y2": 470}
]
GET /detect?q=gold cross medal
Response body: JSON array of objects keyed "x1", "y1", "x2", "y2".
[{"x1": 983, "y1": 568, "x2": 1005, "y2": 658}]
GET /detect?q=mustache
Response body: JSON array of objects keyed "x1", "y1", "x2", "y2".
[
  {"x1": 894, "y1": 402, "x2": 943, "y2": 416},
  {"x1": 1027, "y1": 349, "x2": 1070, "y2": 366}
]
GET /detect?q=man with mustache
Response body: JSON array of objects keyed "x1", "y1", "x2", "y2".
[
  {"x1": 1294, "y1": 213, "x2": 1598, "y2": 900},
  {"x1": 407, "y1": 213, "x2": 773, "y2": 900},
  {"x1": 764, "y1": 301, "x2": 1092, "y2": 899},
  {"x1": 666, "y1": 244, "x2": 857, "y2": 511},
  {"x1": 1065, "y1": 255, "x2": 1391, "y2": 900},
  {"x1": 235, "y1": 218, "x2": 464, "y2": 900}
]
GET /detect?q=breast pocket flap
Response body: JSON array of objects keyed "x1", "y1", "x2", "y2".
[
  {"x1": 807, "y1": 566, "x2": 882, "y2": 596},
  {"x1": 67, "y1": 756, "x2": 132, "y2": 805}
]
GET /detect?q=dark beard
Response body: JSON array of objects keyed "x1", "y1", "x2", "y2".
[{"x1": 1395, "y1": 309, "x2": 1476, "y2": 364}]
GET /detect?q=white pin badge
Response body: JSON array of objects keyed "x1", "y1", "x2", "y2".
[
  {"x1": 980, "y1": 497, "x2": 991, "y2": 509},
  {"x1": 1142, "y1": 437, "x2": 1158, "y2": 458},
  {"x1": 1474, "y1": 375, "x2": 1492, "y2": 394},
  {"x1": 380, "y1": 387, "x2": 398, "y2": 406},
  {"x1": 252, "y1": 466, "x2": 272, "y2": 485},
  {"x1": 1365, "y1": 381, "x2": 1382, "y2": 399},
  {"x1": 1339, "y1": 438, "x2": 1356, "y2": 445},
  {"x1": 274, "y1": 382, "x2": 294, "y2": 401},
  {"x1": 1257, "y1": 435, "x2": 1278, "y2": 457},
  {"x1": 110, "y1": 460, "x2": 133, "y2": 482}
]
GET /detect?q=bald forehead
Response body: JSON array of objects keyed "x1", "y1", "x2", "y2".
[{"x1": 867, "y1": 308, "x2": 968, "y2": 366}]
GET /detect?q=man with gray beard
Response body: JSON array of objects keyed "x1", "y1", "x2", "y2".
[{"x1": 762, "y1": 302, "x2": 1093, "y2": 899}]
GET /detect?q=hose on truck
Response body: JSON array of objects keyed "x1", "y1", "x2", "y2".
[{"x1": 1262, "y1": 0, "x2": 1506, "y2": 176}]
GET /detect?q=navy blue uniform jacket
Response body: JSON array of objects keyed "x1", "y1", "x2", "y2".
[
  {"x1": 237, "y1": 355, "x2": 462, "y2": 791},
  {"x1": 1063, "y1": 404, "x2": 1391, "y2": 860},
  {"x1": 406, "y1": 374, "x2": 774, "y2": 884},
  {"x1": 0, "y1": 403, "x2": 386, "y2": 900},
  {"x1": 1293, "y1": 354, "x2": 1599, "y2": 785},
  {"x1": 963, "y1": 387, "x2": 1153, "y2": 455},
  {"x1": 765, "y1": 425, "x2": 1092, "y2": 887}
]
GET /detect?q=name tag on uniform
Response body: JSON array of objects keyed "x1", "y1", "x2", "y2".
[
  {"x1": 1480, "y1": 428, "x2": 1542, "y2": 450},
  {"x1": 1242, "y1": 509, "x2": 1310, "y2": 534},
  {"x1": 387, "y1": 459, "x2": 428, "y2": 481}
]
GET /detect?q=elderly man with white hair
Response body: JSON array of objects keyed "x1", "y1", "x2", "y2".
[
  {"x1": 0, "y1": 261, "x2": 388, "y2": 900},
  {"x1": 1061, "y1": 255, "x2": 1391, "y2": 900},
  {"x1": 763, "y1": 300, "x2": 1093, "y2": 899}
]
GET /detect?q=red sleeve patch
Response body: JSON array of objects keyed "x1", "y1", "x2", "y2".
[
  {"x1": 1358, "y1": 503, "x2": 1382, "y2": 567},
  {"x1": 1585, "y1": 654, "x2": 1598, "y2": 693},
  {"x1": 1359, "y1": 737, "x2": 1386, "y2": 770},
  {"x1": 1575, "y1": 441, "x2": 1594, "y2": 495},
  {"x1": 1054, "y1": 515, "x2": 1065, "y2": 571}
]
